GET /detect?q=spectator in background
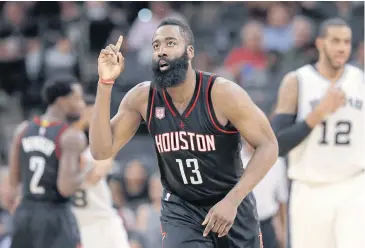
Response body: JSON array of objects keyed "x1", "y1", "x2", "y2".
[
  {"x1": 0, "y1": 2, "x2": 28, "y2": 95},
  {"x1": 109, "y1": 159, "x2": 150, "y2": 211},
  {"x1": 127, "y1": 2, "x2": 185, "y2": 66},
  {"x1": 351, "y1": 41, "x2": 364, "y2": 70},
  {"x1": 127, "y1": 2, "x2": 184, "y2": 51},
  {"x1": 135, "y1": 173, "x2": 162, "y2": 248},
  {"x1": 24, "y1": 29, "x2": 41, "y2": 84},
  {"x1": 263, "y1": 3, "x2": 294, "y2": 53},
  {"x1": 244, "y1": 2, "x2": 272, "y2": 23},
  {"x1": 225, "y1": 20, "x2": 282, "y2": 115},
  {"x1": 87, "y1": 1, "x2": 115, "y2": 54},
  {"x1": 241, "y1": 144, "x2": 288, "y2": 248},
  {"x1": 23, "y1": 25, "x2": 44, "y2": 114},
  {"x1": 224, "y1": 21, "x2": 267, "y2": 86},
  {"x1": 128, "y1": 233, "x2": 145, "y2": 248},
  {"x1": 278, "y1": 16, "x2": 317, "y2": 75},
  {"x1": 44, "y1": 33, "x2": 79, "y2": 80},
  {"x1": 193, "y1": 52, "x2": 222, "y2": 75},
  {"x1": 59, "y1": 2, "x2": 83, "y2": 47}
]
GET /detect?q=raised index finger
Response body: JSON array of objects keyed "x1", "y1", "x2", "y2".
[{"x1": 115, "y1": 36, "x2": 123, "y2": 51}]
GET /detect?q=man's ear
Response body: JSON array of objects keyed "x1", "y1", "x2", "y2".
[
  {"x1": 315, "y1": 37, "x2": 323, "y2": 52},
  {"x1": 187, "y1": 45, "x2": 194, "y2": 59}
]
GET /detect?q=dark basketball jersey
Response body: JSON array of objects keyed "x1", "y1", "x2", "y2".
[
  {"x1": 18, "y1": 117, "x2": 70, "y2": 203},
  {"x1": 147, "y1": 71, "x2": 244, "y2": 206}
]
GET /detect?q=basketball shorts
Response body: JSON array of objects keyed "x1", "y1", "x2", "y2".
[
  {"x1": 79, "y1": 217, "x2": 130, "y2": 248},
  {"x1": 11, "y1": 200, "x2": 81, "y2": 248},
  {"x1": 160, "y1": 189, "x2": 262, "y2": 248}
]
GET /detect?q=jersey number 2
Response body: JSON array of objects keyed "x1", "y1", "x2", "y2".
[
  {"x1": 319, "y1": 120, "x2": 352, "y2": 145},
  {"x1": 176, "y1": 159, "x2": 203, "y2": 185},
  {"x1": 29, "y1": 156, "x2": 46, "y2": 194}
]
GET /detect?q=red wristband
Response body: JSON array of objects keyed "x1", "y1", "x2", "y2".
[{"x1": 99, "y1": 79, "x2": 115, "y2": 85}]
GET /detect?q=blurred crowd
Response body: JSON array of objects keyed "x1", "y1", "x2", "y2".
[{"x1": 0, "y1": 1, "x2": 363, "y2": 248}]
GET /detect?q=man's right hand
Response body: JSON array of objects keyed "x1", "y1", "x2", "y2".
[
  {"x1": 305, "y1": 84, "x2": 346, "y2": 128},
  {"x1": 315, "y1": 84, "x2": 346, "y2": 116},
  {"x1": 98, "y1": 35, "x2": 125, "y2": 83}
]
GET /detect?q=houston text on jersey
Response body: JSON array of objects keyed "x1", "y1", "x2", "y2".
[
  {"x1": 155, "y1": 131, "x2": 216, "y2": 153},
  {"x1": 22, "y1": 136, "x2": 56, "y2": 156}
]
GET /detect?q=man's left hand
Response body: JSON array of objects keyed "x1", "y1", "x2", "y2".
[{"x1": 202, "y1": 197, "x2": 238, "y2": 238}]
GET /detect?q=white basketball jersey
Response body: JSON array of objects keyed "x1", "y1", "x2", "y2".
[
  {"x1": 73, "y1": 148, "x2": 120, "y2": 227},
  {"x1": 288, "y1": 64, "x2": 365, "y2": 183}
]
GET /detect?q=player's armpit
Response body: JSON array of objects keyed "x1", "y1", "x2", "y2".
[
  {"x1": 57, "y1": 128, "x2": 88, "y2": 197},
  {"x1": 274, "y1": 72, "x2": 298, "y2": 114},
  {"x1": 211, "y1": 78, "x2": 278, "y2": 206}
]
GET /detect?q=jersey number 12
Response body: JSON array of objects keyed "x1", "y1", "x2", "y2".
[
  {"x1": 319, "y1": 120, "x2": 352, "y2": 145},
  {"x1": 176, "y1": 158, "x2": 203, "y2": 185},
  {"x1": 29, "y1": 156, "x2": 46, "y2": 194}
]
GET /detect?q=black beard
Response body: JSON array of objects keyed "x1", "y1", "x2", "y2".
[{"x1": 152, "y1": 51, "x2": 189, "y2": 89}]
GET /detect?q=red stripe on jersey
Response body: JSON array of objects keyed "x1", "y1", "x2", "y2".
[
  {"x1": 148, "y1": 88, "x2": 156, "y2": 130},
  {"x1": 206, "y1": 75, "x2": 238, "y2": 134},
  {"x1": 162, "y1": 90, "x2": 177, "y2": 117},
  {"x1": 184, "y1": 71, "x2": 203, "y2": 118},
  {"x1": 33, "y1": 116, "x2": 62, "y2": 127}
]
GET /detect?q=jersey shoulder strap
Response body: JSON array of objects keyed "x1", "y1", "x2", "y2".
[
  {"x1": 146, "y1": 81, "x2": 157, "y2": 131},
  {"x1": 200, "y1": 71, "x2": 238, "y2": 134}
]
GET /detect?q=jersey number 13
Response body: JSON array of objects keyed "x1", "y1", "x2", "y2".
[{"x1": 176, "y1": 159, "x2": 203, "y2": 185}]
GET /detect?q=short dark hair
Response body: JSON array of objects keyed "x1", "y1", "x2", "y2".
[
  {"x1": 318, "y1": 18, "x2": 350, "y2": 38},
  {"x1": 157, "y1": 18, "x2": 194, "y2": 46},
  {"x1": 42, "y1": 75, "x2": 79, "y2": 105}
]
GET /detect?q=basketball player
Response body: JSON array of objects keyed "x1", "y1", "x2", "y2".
[
  {"x1": 71, "y1": 96, "x2": 130, "y2": 248},
  {"x1": 272, "y1": 18, "x2": 365, "y2": 248},
  {"x1": 8, "y1": 76, "x2": 88, "y2": 248},
  {"x1": 90, "y1": 18, "x2": 278, "y2": 248}
]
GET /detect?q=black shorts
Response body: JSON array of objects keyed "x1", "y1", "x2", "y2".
[
  {"x1": 11, "y1": 200, "x2": 80, "y2": 248},
  {"x1": 160, "y1": 189, "x2": 262, "y2": 248}
]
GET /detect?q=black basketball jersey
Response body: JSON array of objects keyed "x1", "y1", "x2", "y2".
[
  {"x1": 19, "y1": 117, "x2": 70, "y2": 203},
  {"x1": 147, "y1": 71, "x2": 244, "y2": 206}
]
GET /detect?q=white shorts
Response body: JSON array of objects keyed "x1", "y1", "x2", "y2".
[
  {"x1": 289, "y1": 172, "x2": 365, "y2": 248},
  {"x1": 79, "y1": 217, "x2": 130, "y2": 248}
]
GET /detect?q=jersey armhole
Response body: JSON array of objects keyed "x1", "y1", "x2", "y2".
[
  {"x1": 55, "y1": 124, "x2": 70, "y2": 159},
  {"x1": 146, "y1": 84, "x2": 156, "y2": 132},
  {"x1": 205, "y1": 75, "x2": 239, "y2": 134}
]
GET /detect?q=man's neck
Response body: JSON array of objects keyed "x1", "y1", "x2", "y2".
[
  {"x1": 43, "y1": 106, "x2": 66, "y2": 123},
  {"x1": 316, "y1": 60, "x2": 345, "y2": 82},
  {"x1": 166, "y1": 68, "x2": 196, "y2": 104}
]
